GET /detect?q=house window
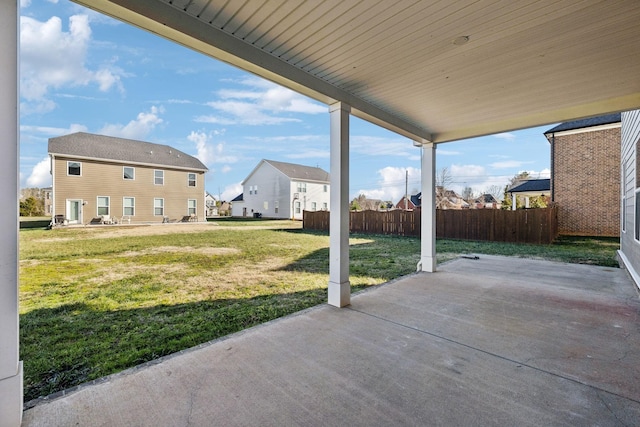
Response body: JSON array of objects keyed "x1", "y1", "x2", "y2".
[
  {"x1": 322, "y1": 202, "x2": 327, "y2": 210},
  {"x1": 323, "y1": 185, "x2": 328, "y2": 192},
  {"x1": 263, "y1": 201, "x2": 268, "y2": 210},
  {"x1": 188, "y1": 173, "x2": 196, "y2": 187},
  {"x1": 123, "y1": 197, "x2": 135, "y2": 216},
  {"x1": 249, "y1": 185, "x2": 253, "y2": 195},
  {"x1": 123, "y1": 167, "x2": 135, "y2": 180},
  {"x1": 254, "y1": 185, "x2": 258, "y2": 195},
  {"x1": 97, "y1": 196, "x2": 110, "y2": 216},
  {"x1": 188, "y1": 199, "x2": 197, "y2": 216},
  {"x1": 67, "y1": 161, "x2": 81, "y2": 176},
  {"x1": 295, "y1": 201, "x2": 301, "y2": 214},
  {"x1": 154, "y1": 170, "x2": 164, "y2": 185},
  {"x1": 275, "y1": 201, "x2": 279, "y2": 214},
  {"x1": 154, "y1": 198, "x2": 164, "y2": 216},
  {"x1": 311, "y1": 202, "x2": 317, "y2": 211},
  {"x1": 297, "y1": 182, "x2": 307, "y2": 193}
]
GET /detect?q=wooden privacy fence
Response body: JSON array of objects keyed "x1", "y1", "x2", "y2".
[{"x1": 303, "y1": 206, "x2": 558, "y2": 244}]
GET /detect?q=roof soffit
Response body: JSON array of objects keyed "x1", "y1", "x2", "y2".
[{"x1": 72, "y1": 0, "x2": 640, "y2": 143}]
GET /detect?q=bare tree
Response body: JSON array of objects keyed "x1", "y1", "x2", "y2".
[
  {"x1": 462, "y1": 186, "x2": 475, "y2": 202},
  {"x1": 435, "y1": 167, "x2": 452, "y2": 189},
  {"x1": 483, "y1": 185, "x2": 504, "y2": 201}
]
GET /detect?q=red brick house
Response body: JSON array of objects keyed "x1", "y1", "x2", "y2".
[{"x1": 544, "y1": 114, "x2": 621, "y2": 236}]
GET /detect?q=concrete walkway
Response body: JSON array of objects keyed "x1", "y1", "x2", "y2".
[{"x1": 22, "y1": 255, "x2": 640, "y2": 426}]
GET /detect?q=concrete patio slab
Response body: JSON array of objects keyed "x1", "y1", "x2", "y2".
[{"x1": 22, "y1": 255, "x2": 640, "y2": 426}]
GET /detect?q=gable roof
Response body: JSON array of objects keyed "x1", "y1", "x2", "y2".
[
  {"x1": 265, "y1": 159, "x2": 329, "y2": 183},
  {"x1": 509, "y1": 179, "x2": 550, "y2": 193},
  {"x1": 544, "y1": 114, "x2": 621, "y2": 135},
  {"x1": 231, "y1": 193, "x2": 243, "y2": 202},
  {"x1": 48, "y1": 132, "x2": 208, "y2": 171},
  {"x1": 244, "y1": 159, "x2": 329, "y2": 184}
]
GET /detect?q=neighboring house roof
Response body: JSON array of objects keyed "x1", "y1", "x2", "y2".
[
  {"x1": 410, "y1": 192, "x2": 421, "y2": 207},
  {"x1": 243, "y1": 159, "x2": 329, "y2": 184},
  {"x1": 48, "y1": 132, "x2": 208, "y2": 171},
  {"x1": 509, "y1": 179, "x2": 550, "y2": 194},
  {"x1": 231, "y1": 193, "x2": 244, "y2": 202},
  {"x1": 475, "y1": 194, "x2": 498, "y2": 204},
  {"x1": 544, "y1": 113, "x2": 621, "y2": 135}
]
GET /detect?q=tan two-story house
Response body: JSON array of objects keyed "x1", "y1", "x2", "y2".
[{"x1": 49, "y1": 132, "x2": 208, "y2": 224}]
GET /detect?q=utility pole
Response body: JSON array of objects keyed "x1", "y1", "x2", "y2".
[{"x1": 404, "y1": 169, "x2": 408, "y2": 210}]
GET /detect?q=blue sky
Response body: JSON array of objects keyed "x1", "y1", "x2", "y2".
[{"x1": 19, "y1": 0, "x2": 553, "y2": 202}]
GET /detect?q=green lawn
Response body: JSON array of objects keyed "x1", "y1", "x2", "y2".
[{"x1": 19, "y1": 222, "x2": 619, "y2": 402}]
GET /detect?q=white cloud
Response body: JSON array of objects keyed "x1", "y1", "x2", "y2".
[
  {"x1": 20, "y1": 14, "x2": 125, "y2": 114},
  {"x1": 221, "y1": 183, "x2": 243, "y2": 201},
  {"x1": 356, "y1": 166, "x2": 421, "y2": 202},
  {"x1": 449, "y1": 164, "x2": 511, "y2": 195},
  {"x1": 522, "y1": 168, "x2": 551, "y2": 179},
  {"x1": 21, "y1": 123, "x2": 88, "y2": 136},
  {"x1": 351, "y1": 136, "x2": 417, "y2": 158},
  {"x1": 490, "y1": 160, "x2": 533, "y2": 169},
  {"x1": 221, "y1": 165, "x2": 232, "y2": 173},
  {"x1": 196, "y1": 77, "x2": 325, "y2": 125},
  {"x1": 99, "y1": 106, "x2": 164, "y2": 139},
  {"x1": 437, "y1": 149, "x2": 461, "y2": 156},
  {"x1": 26, "y1": 157, "x2": 51, "y2": 187},
  {"x1": 495, "y1": 132, "x2": 516, "y2": 140},
  {"x1": 187, "y1": 130, "x2": 238, "y2": 167}
]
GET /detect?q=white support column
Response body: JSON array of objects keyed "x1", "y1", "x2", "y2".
[
  {"x1": 0, "y1": 1, "x2": 23, "y2": 426},
  {"x1": 512, "y1": 193, "x2": 517, "y2": 210},
  {"x1": 419, "y1": 143, "x2": 436, "y2": 272},
  {"x1": 328, "y1": 102, "x2": 350, "y2": 307}
]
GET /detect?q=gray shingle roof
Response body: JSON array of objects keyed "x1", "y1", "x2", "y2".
[
  {"x1": 509, "y1": 179, "x2": 550, "y2": 193},
  {"x1": 264, "y1": 159, "x2": 329, "y2": 183},
  {"x1": 544, "y1": 113, "x2": 621, "y2": 134},
  {"x1": 48, "y1": 132, "x2": 208, "y2": 171}
]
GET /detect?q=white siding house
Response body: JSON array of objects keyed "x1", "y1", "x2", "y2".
[
  {"x1": 232, "y1": 159, "x2": 330, "y2": 219},
  {"x1": 619, "y1": 110, "x2": 640, "y2": 291}
]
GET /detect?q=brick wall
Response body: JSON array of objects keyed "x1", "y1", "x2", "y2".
[{"x1": 551, "y1": 126, "x2": 620, "y2": 236}]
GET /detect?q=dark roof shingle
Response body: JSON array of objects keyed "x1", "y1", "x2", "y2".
[
  {"x1": 544, "y1": 113, "x2": 621, "y2": 134},
  {"x1": 509, "y1": 179, "x2": 550, "y2": 193},
  {"x1": 48, "y1": 132, "x2": 208, "y2": 171}
]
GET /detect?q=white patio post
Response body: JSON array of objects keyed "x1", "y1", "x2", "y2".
[
  {"x1": 328, "y1": 102, "x2": 350, "y2": 307},
  {"x1": 512, "y1": 193, "x2": 516, "y2": 210},
  {"x1": 0, "y1": 0, "x2": 23, "y2": 425},
  {"x1": 419, "y1": 143, "x2": 436, "y2": 272}
]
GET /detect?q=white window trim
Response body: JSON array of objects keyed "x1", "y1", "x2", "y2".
[
  {"x1": 188, "y1": 173, "x2": 196, "y2": 187},
  {"x1": 67, "y1": 161, "x2": 81, "y2": 176},
  {"x1": 154, "y1": 170, "x2": 164, "y2": 186},
  {"x1": 187, "y1": 199, "x2": 197, "y2": 215},
  {"x1": 123, "y1": 166, "x2": 135, "y2": 180},
  {"x1": 154, "y1": 198, "x2": 164, "y2": 216},
  {"x1": 123, "y1": 197, "x2": 135, "y2": 216},
  {"x1": 97, "y1": 196, "x2": 110, "y2": 216}
]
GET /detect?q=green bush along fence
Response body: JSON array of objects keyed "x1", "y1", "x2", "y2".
[{"x1": 303, "y1": 206, "x2": 558, "y2": 244}]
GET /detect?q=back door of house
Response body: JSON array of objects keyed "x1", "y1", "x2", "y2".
[{"x1": 66, "y1": 199, "x2": 82, "y2": 224}]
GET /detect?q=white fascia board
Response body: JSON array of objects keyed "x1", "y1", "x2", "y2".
[
  {"x1": 72, "y1": 0, "x2": 432, "y2": 144},
  {"x1": 546, "y1": 122, "x2": 621, "y2": 138}
]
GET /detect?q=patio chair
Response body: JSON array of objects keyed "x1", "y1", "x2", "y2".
[
  {"x1": 120, "y1": 216, "x2": 131, "y2": 224},
  {"x1": 101, "y1": 215, "x2": 113, "y2": 224},
  {"x1": 53, "y1": 214, "x2": 68, "y2": 226}
]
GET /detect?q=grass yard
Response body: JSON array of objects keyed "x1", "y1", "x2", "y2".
[{"x1": 19, "y1": 221, "x2": 619, "y2": 403}]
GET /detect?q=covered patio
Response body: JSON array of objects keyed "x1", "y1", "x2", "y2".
[
  {"x1": 3, "y1": 1, "x2": 640, "y2": 424},
  {"x1": 22, "y1": 256, "x2": 640, "y2": 425}
]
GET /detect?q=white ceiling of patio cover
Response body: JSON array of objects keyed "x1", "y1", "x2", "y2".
[{"x1": 75, "y1": 0, "x2": 640, "y2": 143}]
